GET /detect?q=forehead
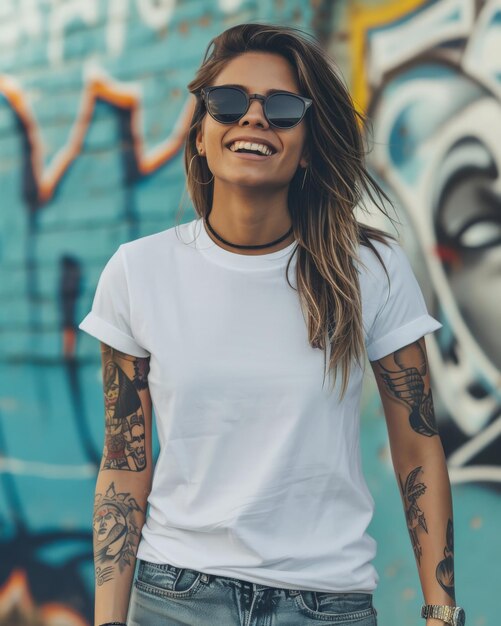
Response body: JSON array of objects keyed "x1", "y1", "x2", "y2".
[
  {"x1": 96, "y1": 505, "x2": 114, "y2": 516},
  {"x1": 213, "y1": 52, "x2": 300, "y2": 93}
]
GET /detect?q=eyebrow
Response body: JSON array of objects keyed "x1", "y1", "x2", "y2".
[{"x1": 219, "y1": 83, "x2": 300, "y2": 96}]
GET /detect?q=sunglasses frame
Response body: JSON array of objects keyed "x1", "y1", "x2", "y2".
[{"x1": 199, "y1": 85, "x2": 313, "y2": 129}]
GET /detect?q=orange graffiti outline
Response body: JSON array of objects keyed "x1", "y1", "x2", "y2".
[
  {"x1": 0, "y1": 569, "x2": 33, "y2": 608},
  {"x1": 0, "y1": 74, "x2": 195, "y2": 204},
  {"x1": 348, "y1": 0, "x2": 429, "y2": 112},
  {"x1": 0, "y1": 569, "x2": 88, "y2": 625}
]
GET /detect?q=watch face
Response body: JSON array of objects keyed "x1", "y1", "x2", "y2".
[{"x1": 454, "y1": 607, "x2": 466, "y2": 626}]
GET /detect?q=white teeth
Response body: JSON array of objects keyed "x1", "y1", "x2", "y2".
[{"x1": 228, "y1": 140, "x2": 273, "y2": 156}]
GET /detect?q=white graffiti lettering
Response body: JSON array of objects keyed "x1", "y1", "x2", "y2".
[
  {"x1": 218, "y1": 0, "x2": 245, "y2": 12},
  {"x1": 0, "y1": 0, "x2": 43, "y2": 50},
  {"x1": 0, "y1": 0, "x2": 180, "y2": 66},
  {"x1": 136, "y1": 0, "x2": 177, "y2": 29},
  {"x1": 47, "y1": 0, "x2": 100, "y2": 66}
]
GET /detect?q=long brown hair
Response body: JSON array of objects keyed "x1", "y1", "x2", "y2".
[{"x1": 183, "y1": 23, "x2": 396, "y2": 398}]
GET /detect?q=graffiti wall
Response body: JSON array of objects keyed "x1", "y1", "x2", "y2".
[
  {"x1": 330, "y1": 1, "x2": 500, "y2": 623},
  {"x1": 345, "y1": 0, "x2": 501, "y2": 483},
  {"x1": 0, "y1": 0, "x2": 497, "y2": 624}
]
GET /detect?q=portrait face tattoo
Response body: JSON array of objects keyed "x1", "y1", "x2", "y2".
[
  {"x1": 93, "y1": 503, "x2": 127, "y2": 554},
  {"x1": 101, "y1": 359, "x2": 147, "y2": 471},
  {"x1": 93, "y1": 483, "x2": 143, "y2": 582},
  {"x1": 127, "y1": 421, "x2": 146, "y2": 470}
]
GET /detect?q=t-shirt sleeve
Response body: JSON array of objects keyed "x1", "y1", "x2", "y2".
[
  {"x1": 365, "y1": 240, "x2": 442, "y2": 361},
  {"x1": 78, "y1": 245, "x2": 150, "y2": 358}
]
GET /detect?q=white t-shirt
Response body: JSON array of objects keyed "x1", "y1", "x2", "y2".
[{"x1": 79, "y1": 217, "x2": 441, "y2": 593}]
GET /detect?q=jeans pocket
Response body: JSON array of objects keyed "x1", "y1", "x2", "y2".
[
  {"x1": 135, "y1": 559, "x2": 204, "y2": 599},
  {"x1": 295, "y1": 591, "x2": 377, "y2": 622}
]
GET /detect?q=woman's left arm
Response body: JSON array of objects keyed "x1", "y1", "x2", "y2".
[{"x1": 370, "y1": 336, "x2": 456, "y2": 626}]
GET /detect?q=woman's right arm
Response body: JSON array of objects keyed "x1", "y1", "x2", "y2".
[{"x1": 93, "y1": 342, "x2": 153, "y2": 626}]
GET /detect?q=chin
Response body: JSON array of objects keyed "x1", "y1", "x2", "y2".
[{"x1": 222, "y1": 174, "x2": 279, "y2": 188}]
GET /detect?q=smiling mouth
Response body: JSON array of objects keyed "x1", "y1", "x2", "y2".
[{"x1": 226, "y1": 146, "x2": 274, "y2": 159}]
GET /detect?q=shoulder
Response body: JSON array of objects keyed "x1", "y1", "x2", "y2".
[
  {"x1": 356, "y1": 234, "x2": 397, "y2": 282},
  {"x1": 118, "y1": 220, "x2": 194, "y2": 264},
  {"x1": 355, "y1": 233, "x2": 418, "y2": 319},
  {"x1": 120, "y1": 222, "x2": 186, "y2": 254}
]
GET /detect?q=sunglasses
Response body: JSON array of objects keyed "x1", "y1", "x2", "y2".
[{"x1": 199, "y1": 85, "x2": 313, "y2": 129}]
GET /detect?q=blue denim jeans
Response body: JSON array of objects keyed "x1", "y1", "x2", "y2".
[{"x1": 127, "y1": 558, "x2": 378, "y2": 625}]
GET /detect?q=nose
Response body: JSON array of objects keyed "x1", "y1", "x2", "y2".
[{"x1": 239, "y1": 96, "x2": 269, "y2": 129}]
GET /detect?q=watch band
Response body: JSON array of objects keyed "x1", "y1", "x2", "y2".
[
  {"x1": 422, "y1": 605, "x2": 455, "y2": 622},
  {"x1": 421, "y1": 604, "x2": 465, "y2": 625}
]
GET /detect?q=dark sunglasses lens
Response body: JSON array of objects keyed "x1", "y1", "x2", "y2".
[
  {"x1": 207, "y1": 88, "x2": 247, "y2": 123},
  {"x1": 266, "y1": 94, "x2": 305, "y2": 128}
]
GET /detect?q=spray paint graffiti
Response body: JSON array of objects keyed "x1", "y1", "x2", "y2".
[
  {"x1": 0, "y1": 571, "x2": 87, "y2": 625},
  {"x1": 0, "y1": 70, "x2": 193, "y2": 205},
  {"x1": 0, "y1": 0, "x2": 178, "y2": 65},
  {"x1": 350, "y1": 0, "x2": 501, "y2": 483},
  {"x1": 0, "y1": 68, "x2": 192, "y2": 623},
  {"x1": 0, "y1": 5, "x2": 193, "y2": 622},
  {"x1": 0, "y1": 0, "x2": 252, "y2": 65}
]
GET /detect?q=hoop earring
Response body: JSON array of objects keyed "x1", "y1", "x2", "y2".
[
  {"x1": 188, "y1": 153, "x2": 214, "y2": 185},
  {"x1": 301, "y1": 167, "x2": 308, "y2": 190}
]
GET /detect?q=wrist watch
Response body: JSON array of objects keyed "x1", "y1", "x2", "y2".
[{"x1": 421, "y1": 604, "x2": 466, "y2": 625}]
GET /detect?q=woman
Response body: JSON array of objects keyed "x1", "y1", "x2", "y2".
[{"x1": 79, "y1": 23, "x2": 465, "y2": 626}]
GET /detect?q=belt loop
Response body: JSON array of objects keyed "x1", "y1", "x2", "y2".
[{"x1": 137, "y1": 560, "x2": 145, "y2": 577}]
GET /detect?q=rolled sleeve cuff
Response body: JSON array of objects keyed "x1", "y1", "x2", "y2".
[
  {"x1": 366, "y1": 314, "x2": 442, "y2": 362},
  {"x1": 78, "y1": 312, "x2": 150, "y2": 358}
]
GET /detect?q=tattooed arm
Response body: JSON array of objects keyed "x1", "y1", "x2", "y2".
[
  {"x1": 94, "y1": 342, "x2": 153, "y2": 626},
  {"x1": 371, "y1": 337, "x2": 456, "y2": 625}
]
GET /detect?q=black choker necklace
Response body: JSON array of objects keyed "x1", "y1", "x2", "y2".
[{"x1": 204, "y1": 215, "x2": 293, "y2": 250}]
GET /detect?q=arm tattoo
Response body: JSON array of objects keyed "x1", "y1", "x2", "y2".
[
  {"x1": 436, "y1": 518, "x2": 455, "y2": 601},
  {"x1": 93, "y1": 482, "x2": 145, "y2": 584},
  {"x1": 134, "y1": 356, "x2": 150, "y2": 390},
  {"x1": 377, "y1": 340, "x2": 438, "y2": 437},
  {"x1": 102, "y1": 354, "x2": 150, "y2": 471},
  {"x1": 399, "y1": 465, "x2": 428, "y2": 566}
]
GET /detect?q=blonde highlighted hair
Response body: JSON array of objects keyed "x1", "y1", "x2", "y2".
[{"x1": 182, "y1": 23, "x2": 396, "y2": 398}]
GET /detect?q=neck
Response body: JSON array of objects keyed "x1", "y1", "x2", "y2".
[{"x1": 207, "y1": 181, "x2": 294, "y2": 256}]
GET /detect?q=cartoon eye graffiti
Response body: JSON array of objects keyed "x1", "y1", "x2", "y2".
[{"x1": 365, "y1": 8, "x2": 501, "y2": 483}]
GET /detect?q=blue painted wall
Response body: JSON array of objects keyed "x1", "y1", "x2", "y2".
[{"x1": 0, "y1": 1, "x2": 498, "y2": 624}]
